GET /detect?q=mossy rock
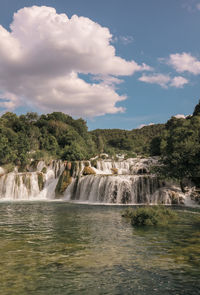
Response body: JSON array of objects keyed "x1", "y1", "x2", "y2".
[
  {"x1": 66, "y1": 162, "x2": 72, "y2": 170},
  {"x1": 190, "y1": 191, "x2": 200, "y2": 204},
  {"x1": 41, "y1": 167, "x2": 47, "y2": 174},
  {"x1": 55, "y1": 169, "x2": 72, "y2": 198},
  {"x1": 91, "y1": 159, "x2": 97, "y2": 169},
  {"x1": 111, "y1": 168, "x2": 118, "y2": 175},
  {"x1": 37, "y1": 172, "x2": 44, "y2": 191},
  {"x1": 169, "y1": 191, "x2": 184, "y2": 205},
  {"x1": 15, "y1": 175, "x2": 20, "y2": 187},
  {"x1": 82, "y1": 166, "x2": 96, "y2": 176},
  {"x1": 22, "y1": 175, "x2": 26, "y2": 184},
  {"x1": 26, "y1": 176, "x2": 31, "y2": 192},
  {"x1": 65, "y1": 161, "x2": 77, "y2": 174},
  {"x1": 18, "y1": 166, "x2": 27, "y2": 173},
  {"x1": 30, "y1": 160, "x2": 39, "y2": 170}
]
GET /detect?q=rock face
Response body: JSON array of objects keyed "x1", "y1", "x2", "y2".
[
  {"x1": 82, "y1": 166, "x2": 96, "y2": 176},
  {"x1": 0, "y1": 167, "x2": 5, "y2": 177},
  {"x1": 0, "y1": 157, "x2": 198, "y2": 205},
  {"x1": 190, "y1": 189, "x2": 200, "y2": 205},
  {"x1": 55, "y1": 162, "x2": 75, "y2": 198}
]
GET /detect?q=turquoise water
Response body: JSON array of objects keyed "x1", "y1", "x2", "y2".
[{"x1": 0, "y1": 202, "x2": 199, "y2": 295}]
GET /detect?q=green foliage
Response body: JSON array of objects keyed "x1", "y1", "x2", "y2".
[
  {"x1": 0, "y1": 111, "x2": 96, "y2": 166},
  {"x1": 122, "y1": 206, "x2": 177, "y2": 226},
  {"x1": 149, "y1": 137, "x2": 162, "y2": 156},
  {"x1": 124, "y1": 152, "x2": 137, "y2": 159},
  {"x1": 61, "y1": 142, "x2": 87, "y2": 161},
  {"x1": 193, "y1": 100, "x2": 200, "y2": 116},
  {"x1": 91, "y1": 124, "x2": 165, "y2": 156},
  {"x1": 158, "y1": 113, "x2": 200, "y2": 181}
]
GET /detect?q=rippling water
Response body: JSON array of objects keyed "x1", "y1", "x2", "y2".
[{"x1": 0, "y1": 202, "x2": 199, "y2": 295}]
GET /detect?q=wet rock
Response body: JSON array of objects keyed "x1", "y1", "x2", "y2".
[
  {"x1": 82, "y1": 166, "x2": 96, "y2": 176},
  {"x1": 111, "y1": 168, "x2": 118, "y2": 175},
  {"x1": 169, "y1": 190, "x2": 184, "y2": 205}
]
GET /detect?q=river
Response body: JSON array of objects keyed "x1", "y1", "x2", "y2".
[{"x1": 0, "y1": 202, "x2": 199, "y2": 294}]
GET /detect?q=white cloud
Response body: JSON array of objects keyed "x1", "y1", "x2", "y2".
[
  {"x1": 173, "y1": 114, "x2": 186, "y2": 119},
  {"x1": 112, "y1": 35, "x2": 134, "y2": 45},
  {"x1": 139, "y1": 73, "x2": 189, "y2": 88},
  {"x1": 170, "y1": 76, "x2": 189, "y2": 88},
  {"x1": 197, "y1": 3, "x2": 200, "y2": 10},
  {"x1": 139, "y1": 74, "x2": 171, "y2": 88},
  {"x1": 120, "y1": 35, "x2": 134, "y2": 45},
  {"x1": 168, "y1": 53, "x2": 200, "y2": 75},
  {"x1": 138, "y1": 123, "x2": 155, "y2": 129},
  {"x1": 0, "y1": 6, "x2": 151, "y2": 117}
]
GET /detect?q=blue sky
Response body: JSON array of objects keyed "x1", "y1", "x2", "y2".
[{"x1": 0, "y1": 0, "x2": 200, "y2": 130}]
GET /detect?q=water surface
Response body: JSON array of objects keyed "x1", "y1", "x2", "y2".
[{"x1": 0, "y1": 202, "x2": 199, "y2": 294}]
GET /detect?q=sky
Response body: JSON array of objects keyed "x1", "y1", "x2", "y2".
[{"x1": 0, "y1": 0, "x2": 200, "y2": 130}]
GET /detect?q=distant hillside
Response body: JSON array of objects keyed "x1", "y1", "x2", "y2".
[{"x1": 90, "y1": 124, "x2": 165, "y2": 155}]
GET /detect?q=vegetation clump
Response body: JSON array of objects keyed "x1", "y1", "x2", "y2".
[
  {"x1": 41, "y1": 167, "x2": 47, "y2": 174},
  {"x1": 37, "y1": 172, "x2": 44, "y2": 191},
  {"x1": 122, "y1": 206, "x2": 177, "y2": 226},
  {"x1": 91, "y1": 159, "x2": 97, "y2": 168}
]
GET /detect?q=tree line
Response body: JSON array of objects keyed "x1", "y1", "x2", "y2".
[{"x1": 0, "y1": 101, "x2": 200, "y2": 187}]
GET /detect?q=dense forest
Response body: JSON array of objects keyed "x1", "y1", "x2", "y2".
[
  {"x1": 0, "y1": 101, "x2": 200, "y2": 186},
  {"x1": 0, "y1": 111, "x2": 165, "y2": 168}
]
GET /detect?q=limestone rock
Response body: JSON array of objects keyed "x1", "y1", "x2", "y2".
[{"x1": 82, "y1": 166, "x2": 96, "y2": 176}]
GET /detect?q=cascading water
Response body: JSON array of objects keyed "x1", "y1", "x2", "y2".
[
  {"x1": 0, "y1": 160, "x2": 65, "y2": 201},
  {"x1": 64, "y1": 175, "x2": 171, "y2": 204},
  {"x1": 0, "y1": 157, "x2": 191, "y2": 204}
]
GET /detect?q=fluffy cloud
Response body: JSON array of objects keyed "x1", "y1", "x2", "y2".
[
  {"x1": 168, "y1": 53, "x2": 200, "y2": 75},
  {"x1": 0, "y1": 6, "x2": 151, "y2": 117},
  {"x1": 139, "y1": 74, "x2": 188, "y2": 88},
  {"x1": 173, "y1": 114, "x2": 186, "y2": 119},
  {"x1": 139, "y1": 74, "x2": 171, "y2": 88},
  {"x1": 170, "y1": 76, "x2": 189, "y2": 88},
  {"x1": 138, "y1": 123, "x2": 155, "y2": 129}
]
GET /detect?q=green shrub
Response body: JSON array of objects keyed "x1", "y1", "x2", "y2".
[
  {"x1": 124, "y1": 152, "x2": 137, "y2": 159},
  {"x1": 122, "y1": 206, "x2": 177, "y2": 226}
]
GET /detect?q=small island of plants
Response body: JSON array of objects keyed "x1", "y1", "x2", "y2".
[{"x1": 122, "y1": 206, "x2": 177, "y2": 226}]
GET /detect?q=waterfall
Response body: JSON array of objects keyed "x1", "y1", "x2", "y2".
[
  {"x1": 0, "y1": 160, "x2": 65, "y2": 201},
  {"x1": 0, "y1": 157, "x2": 191, "y2": 205},
  {"x1": 64, "y1": 175, "x2": 172, "y2": 204}
]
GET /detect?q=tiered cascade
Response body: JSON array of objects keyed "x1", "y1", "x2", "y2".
[{"x1": 0, "y1": 157, "x2": 188, "y2": 204}]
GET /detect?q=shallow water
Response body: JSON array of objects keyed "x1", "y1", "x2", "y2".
[{"x1": 0, "y1": 202, "x2": 199, "y2": 295}]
